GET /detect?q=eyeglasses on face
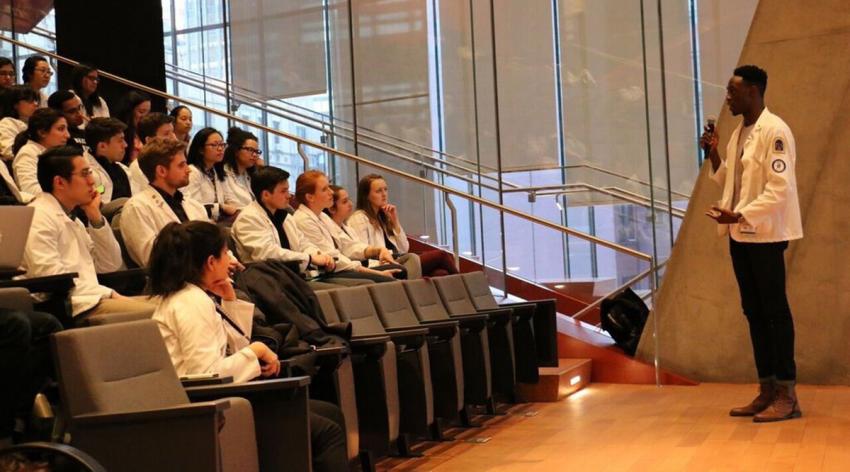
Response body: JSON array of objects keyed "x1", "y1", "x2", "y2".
[
  {"x1": 240, "y1": 147, "x2": 262, "y2": 156},
  {"x1": 71, "y1": 168, "x2": 94, "y2": 178},
  {"x1": 205, "y1": 142, "x2": 227, "y2": 150},
  {"x1": 0, "y1": 71, "x2": 15, "y2": 78},
  {"x1": 34, "y1": 67, "x2": 53, "y2": 75},
  {"x1": 84, "y1": 74, "x2": 100, "y2": 82}
]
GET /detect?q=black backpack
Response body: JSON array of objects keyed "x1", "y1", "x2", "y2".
[{"x1": 599, "y1": 287, "x2": 649, "y2": 356}]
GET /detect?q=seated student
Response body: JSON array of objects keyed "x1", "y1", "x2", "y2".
[
  {"x1": 0, "y1": 85, "x2": 39, "y2": 161},
  {"x1": 85, "y1": 117, "x2": 131, "y2": 204},
  {"x1": 350, "y1": 174, "x2": 458, "y2": 277},
  {"x1": 127, "y1": 112, "x2": 176, "y2": 194},
  {"x1": 0, "y1": 57, "x2": 15, "y2": 89},
  {"x1": 21, "y1": 56, "x2": 50, "y2": 107},
  {"x1": 169, "y1": 105, "x2": 192, "y2": 144},
  {"x1": 326, "y1": 184, "x2": 416, "y2": 279},
  {"x1": 119, "y1": 137, "x2": 208, "y2": 267},
  {"x1": 0, "y1": 308, "x2": 62, "y2": 446},
  {"x1": 117, "y1": 91, "x2": 151, "y2": 165},
  {"x1": 222, "y1": 127, "x2": 260, "y2": 209},
  {"x1": 70, "y1": 63, "x2": 109, "y2": 121},
  {"x1": 21, "y1": 145, "x2": 155, "y2": 321},
  {"x1": 287, "y1": 170, "x2": 397, "y2": 283},
  {"x1": 47, "y1": 90, "x2": 88, "y2": 148},
  {"x1": 185, "y1": 127, "x2": 238, "y2": 222},
  {"x1": 149, "y1": 220, "x2": 348, "y2": 472},
  {"x1": 12, "y1": 108, "x2": 70, "y2": 197},
  {"x1": 232, "y1": 166, "x2": 363, "y2": 290}
]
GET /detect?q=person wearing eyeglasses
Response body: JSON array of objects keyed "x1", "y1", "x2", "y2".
[
  {"x1": 21, "y1": 56, "x2": 51, "y2": 107},
  {"x1": 70, "y1": 63, "x2": 109, "y2": 121},
  {"x1": 12, "y1": 108, "x2": 70, "y2": 197},
  {"x1": 0, "y1": 57, "x2": 16, "y2": 89},
  {"x1": 21, "y1": 145, "x2": 155, "y2": 323},
  {"x1": 186, "y1": 127, "x2": 239, "y2": 222},
  {"x1": 0, "y1": 85, "x2": 39, "y2": 162},
  {"x1": 222, "y1": 127, "x2": 261, "y2": 209}
]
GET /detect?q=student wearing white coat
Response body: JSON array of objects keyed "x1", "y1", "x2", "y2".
[
  {"x1": 0, "y1": 85, "x2": 39, "y2": 161},
  {"x1": 84, "y1": 117, "x2": 131, "y2": 205},
  {"x1": 126, "y1": 113, "x2": 176, "y2": 195},
  {"x1": 703, "y1": 65, "x2": 802, "y2": 423},
  {"x1": 222, "y1": 127, "x2": 260, "y2": 209},
  {"x1": 287, "y1": 170, "x2": 397, "y2": 284},
  {"x1": 71, "y1": 64, "x2": 110, "y2": 122},
  {"x1": 232, "y1": 166, "x2": 355, "y2": 290},
  {"x1": 21, "y1": 146, "x2": 155, "y2": 321},
  {"x1": 12, "y1": 108, "x2": 71, "y2": 197},
  {"x1": 148, "y1": 220, "x2": 348, "y2": 472},
  {"x1": 119, "y1": 138, "x2": 209, "y2": 267},
  {"x1": 185, "y1": 127, "x2": 238, "y2": 222}
]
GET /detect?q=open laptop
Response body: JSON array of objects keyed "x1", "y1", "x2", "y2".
[{"x1": 0, "y1": 206, "x2": 34, "y2": 270}]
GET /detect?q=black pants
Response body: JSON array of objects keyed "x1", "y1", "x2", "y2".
[
  {"x1": 729, "y1": 238, "x2": 796, "y2": 381},
  {"x1": 0, "y1": 309, "x2": 62, "y2": 438},
  {"x1": 309, "y1": 399, "x2": 349, "y2": 472}
]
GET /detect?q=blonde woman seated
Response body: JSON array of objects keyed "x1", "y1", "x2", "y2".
[
  {"x1": 326, "y1": 184, "x2": 418, "y2": 279},
  {"x1": 348, "y1": 174, "x2": 458, "y2": 277},
  {"x1": 148, "y1": 221, "x2": 348, "y2": 471},
  {"x1": 286, "y1": 170, "x2": 397, "y2": 284}
]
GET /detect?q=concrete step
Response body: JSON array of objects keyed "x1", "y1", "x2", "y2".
[{"x1": 516, "y1": 358, "x2": 592, "y2": 402}]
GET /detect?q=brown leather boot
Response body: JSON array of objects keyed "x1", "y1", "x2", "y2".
[
  {"x1": 753, "y1": 383, "x2": 802, "y2": 423},
  {"x1": 729, "y1": 381, "x2": 775, "y2": 417}
]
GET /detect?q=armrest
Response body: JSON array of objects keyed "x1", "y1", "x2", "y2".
[
  {"x1": 417, "y1": 319, "x2": 458, "y2": 339},
  {"x1": 74, "y1": 399, "x2": 229, "y2": 426},
  {"x1": 0, "y1": 268, "x2": 25, "y2": 280},
  {"x1": 314, "y1": 345, "x2": 349, "y2": 356},
  {"x1": 497, "y1": 301, "x2": 536, "y2": 320},
  {"x1": 185, "y1": 375, "x2": 310, "y2": 399},
  {"x1": 385, "y1": 326, "x2": 429, "y2": 337},
  {"x1": 350, "y1": 335, "x2": 391, "y2": 346},
  {"x1": 0, "y1": 272, "x2": 77, "y2": 293},
  {"x1": 97, "y1": 268, "x2": 147, "y2": 284},
  {"x1": 476, "y1": 307, "x2": 513, "y2": 323},
  {"x1": 180, "y1": 375, "x2": 234, "y2": 388}
]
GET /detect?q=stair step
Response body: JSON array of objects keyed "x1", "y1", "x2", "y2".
[{"x1": 516, "y1": 358, "x2": 592, "y2": 402}]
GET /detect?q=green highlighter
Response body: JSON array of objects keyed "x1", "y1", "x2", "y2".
[{"x1": 95, "y1": 184, "x2": 105, "y2": 194}]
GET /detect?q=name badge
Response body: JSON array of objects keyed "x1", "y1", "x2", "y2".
[{"x1": 738, "y1": 222, "x2": 757, "y2": 234}]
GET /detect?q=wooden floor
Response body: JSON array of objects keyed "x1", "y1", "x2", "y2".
[{"x1": 377, "y1": 383, "x2": 850, "y2": 471}]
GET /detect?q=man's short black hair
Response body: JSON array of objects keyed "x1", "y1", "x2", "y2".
[
  {"x1": 251, "y1": 166, "x2": 290, "y2": 201},
  {"x1": 734, "y1": 65, "x2": 767, "y2": 97},
  {"x1": 85, "y1": 117, "x2": 128, "y2": 151},
  {"x1": 47, "y1": 89, "x2": 77, "y2": 111},
  {"x1": 37, "y1": 145, "x2": 84, "y2": 193},
  {"x1": 137, "y1": 112, "x2": 174, "y2": 142}
]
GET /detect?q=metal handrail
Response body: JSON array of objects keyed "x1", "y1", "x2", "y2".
[
  {"x1": 505, "y1": 163, "x2": 692, "y2": 199},
  {"x1": 1, "y1": 35, "x2": 652, "y2": 263},
  {"x1": 164, "y1": 70, "x2": 508, "y2": 193},
  {"x1": 570, "y1": 259, "x2": 668, "y2": 321},
  {"x1": 162, "y1": 61, "x2": 502, "y2": 176},
  {"x1": 531, "y1": 183, "x2": 686, "y2": 218}
]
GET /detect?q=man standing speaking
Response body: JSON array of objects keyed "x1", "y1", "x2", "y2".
[{"x1": 701, "y1": 65, "x2": 802, "y2": 422}]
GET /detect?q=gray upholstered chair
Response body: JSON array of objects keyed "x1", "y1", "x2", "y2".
[
  {"x1": 367, "y1": 281, "x2": 465, "y2": 432},
  {"x1": 462, "y1": 271, "x2": 547, "y2": 383},
  {"x1": 431, "y1": 274, "x2": 518, "y2": 404},
  {"x1": 316, "y1": 290, "x2": 400, "y2": 460},
  {"x1": 403, "y1": 278, "x2": 494, "y2": 415},
  {"x1": 461, "y1": 271, "x2": 559, "y2": 369},
  {"x1": 51, "y1": 319, "x2": 311, "y2": 472}
]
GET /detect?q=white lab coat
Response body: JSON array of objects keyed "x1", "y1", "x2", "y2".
[
  {"x1": 0, "y1": 156, "x2": 32, "y2": 203},
  {"x1": 154, "y1": 283, "x2": 260, "y2": 383},
  {"x1": 87, "y1": 154, "x2": 131, "y2": 203},
  {"x1": 185, "y1": 165, "x2": 233, "y2": 221},
  {"x1": 285, "y1": 206, "x2": 361, "y2": 272},
  {"x1": 13, "y1": 140, "x2": 45, "y2": 197},
  {"x1": 119, "y1": 186, "x2": 209, "y2": 267},
  {"x1": 127, "y1": 159, "x2": 148, "y2": 196},
  {"x1": 223, "y1": 164, "x2": 254, "y2": 209},
  {"x1": 0, "y1": 117, "x2": 26, "y2": 161},
  {"x1": 22, "y1": 193, "x2": 124, "y2": 316},
  {"x1": 347, "y1": 209, "x2": 410, "y2": 253},
  {"x1": 710, "y1": 108, "x2": 803, "y2": 242},
  {"x1": 231, "y1": 201, "x2": 317, "y2": 271}
]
